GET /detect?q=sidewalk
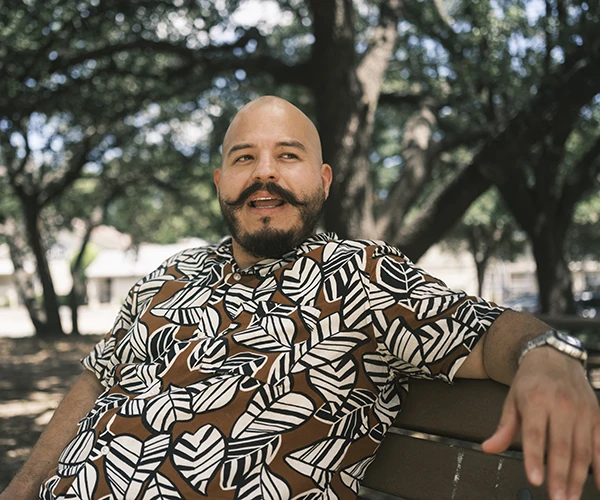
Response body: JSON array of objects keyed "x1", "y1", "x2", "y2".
[{"x1": 0, "y1": 305, "x2": 120, "y2": 337}]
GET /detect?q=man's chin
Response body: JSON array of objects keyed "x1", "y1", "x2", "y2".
[{"x1": 237, "y1": 226, "x2": 313, "y2": 260}]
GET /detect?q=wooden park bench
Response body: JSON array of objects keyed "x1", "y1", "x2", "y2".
[
  {"x1": 358, "y1": 377, "x2": 599, "y2": 499},
  {"x1": 358, "y1": 334, "x2": 600, "y2": 499}
]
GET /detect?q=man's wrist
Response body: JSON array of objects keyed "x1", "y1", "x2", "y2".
[{"x1": 518, "y1": 330, "x2": 588, "y2": 369}]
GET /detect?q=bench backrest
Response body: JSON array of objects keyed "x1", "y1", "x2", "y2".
[{"x1": 359, "y1": 377, "x2": 599, "y2": 500}]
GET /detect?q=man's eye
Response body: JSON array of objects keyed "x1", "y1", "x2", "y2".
[
  {"x1": 281, "y1": 153, "x2": 299, "y2": 159},
  {"x1": 234, "y1": 154, "x2": 253, "y2": 163}
]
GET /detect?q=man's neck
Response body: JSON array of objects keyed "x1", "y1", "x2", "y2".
[{"x1": 231, "y1": 240, "x2": 263, "y2": 270}]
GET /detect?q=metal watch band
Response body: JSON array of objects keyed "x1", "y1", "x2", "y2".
[{"x1": 518, "y1": 330, "x2": 588, "y2": 369}]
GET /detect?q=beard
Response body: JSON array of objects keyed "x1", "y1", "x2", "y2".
[{"x1": 219, "y1": 181, "x2": 326, "y2": 261}]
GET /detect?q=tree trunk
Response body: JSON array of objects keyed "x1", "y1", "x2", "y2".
[
  {"x1": 3, "y1": 218, "x2": 47, "y2": 333},
  {"x1": 530, "y1": 226, "x2": 575, "y2": 314},
  {"x1": 310, "y1": 0, "x2": 402, "y2": 239},
  {"x1": 69, "y1": 273, "x2": 85, "y2": 336},
  {"x1": 68, "y1": 217, "x2": 99, "y2": 335},
  {"x1": 21, "y1": 202, "x2": 64, "y2": 336}
]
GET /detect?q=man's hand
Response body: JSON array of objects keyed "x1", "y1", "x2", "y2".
[{"x1": 482, "y1": 347, "x2": 600, "y2": 500}]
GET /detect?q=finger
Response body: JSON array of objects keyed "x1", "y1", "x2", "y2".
[
  {"x1": 567, "y1": 416, "x2": 592, "y2": 500},
  {"x1": 520, "y1": 405, "x2": 548, "y2": 487},
  {"x1": 593, "y1": 422, "x2": 600, "y2": 492},
  {"x1": 546, "y1": 408, "x2": 574, "y2": 500},
  {"x1": 482, "y1": 393, "x2": 519, "y2": 454}
]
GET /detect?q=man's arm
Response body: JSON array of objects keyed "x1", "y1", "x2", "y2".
[
  {"x1": 456, "y1": 309, "x2": 600, "y2": 500},
  {"x1": 0, "y1": 370, "x2": 104, "y2": 500}
]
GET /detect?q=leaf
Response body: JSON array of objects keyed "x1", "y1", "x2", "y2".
[
  {"x1": 105, "y1": 434, "x2": 170, "y2": 499},
  {"x1": 188, "y1": 374, "x2": 243, "y2": 413},
  {"x1": 280, "y1": 257, "x2": 323, "y2": 305},
  {"x1": 409, "y1": 282, "x2": 465, "y2": 320},
  {"x1": 118, "y1": 398, "x2": 146, "y2": 417},
  {"x1": 143, "y1": 387, "x2": 193, "y2": 432},
  {"x1": 233, "y1": 317, "x2": 296, "y2": 352},
  {"x1": 40, "y1": 475, "x2": 61, "y2": 500},
  {"x1": 307, "y1": 357, "x2": 357, "y2": 411},
  {"x1": 284, "y1": 437, "x2": 350, "y2": 489},
  {"x1": 173, "y1": 424, "x2": 226, "y2": 495},
  {"x1": 375, "y1": 256, "x2": 425, "y2": 295},
  {"x1": 187, "y1": 337, "x2": 228, "y2": 372},
  {"x1": 418, "y1": 319, "x2": 467, "y2": 364},
  {"x1": 253, "y1": 275, "x2": 278, "y2": 301},
  {"x1": 79, "y1": 393, "x2": 128, "y2": 432},
  {"x1": 143, "y1": 473, "x2": 183, "y2": 499},
  {"x1": 219, "y1": 352, "x2": 268, "y2": 377},
  {"x1": 137, "y1": 274, "x2": 174, "y2": 312},
  {"x1": 327, "y1": 389, "x2": 375, "y2": 439},
  {"x1": 64, "y1": 463, "x2": 98, "y2": 500},
  {"x1": 293, "y1": 314, "x2": 369, "y2": 372},
  {"x1": 192, "y1": 304, "x2": 222, "y2": 338},
  {"x1": 221, "y1": 435, "x2": 281, "y2": 490},
  {"x1": 114, "y1": 320, "x2": 148, "y2": 364},
  {"x1": 341, "y1": 272, "x2": 370, "y2": 329},
  {"x1": 57, "y1": 429, "x2": 95, "y2": 477},
  {"x1": 148, "y1": 324, "x2": 180, "y2": 361},
  {"x1": 361, "y1": 353, "x2": 390, "y2": 392},
  {"x1": 369, "y1": 381, "x2": 401, "y2": 442},
  {"x1": 233, "y1": 464, "x2": 291, "y2": 500},
  {"x1": 224, "y1": 283, "x2": 255, "y2": 319},
  {"x1": 231, "y1": 385, "x2": 314, "y2": 440},
  {"x1": 340, "y1": 455, "x2": 376, "y2": 495},
  {"x1": 382, "y1": 317, "x2": 423, "y2": 367},
  {"x1": 151, "y1": 285, "x2": 212, "y2": 325},
  {"x1": 118, "y1": 363, "x2": 159, "y2": 394}
]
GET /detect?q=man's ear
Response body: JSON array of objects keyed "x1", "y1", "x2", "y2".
[
  {"x1": 214, "y1": 168, "x2": 221, "y2": 193},
  {"x1": 321, "y1": 164, "x2": 333, "y2": 198}
]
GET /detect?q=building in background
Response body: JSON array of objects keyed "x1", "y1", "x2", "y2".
[
  {"x1": 0, "y1": 226, "x2": 599, "y2": 317},
  {"x1": 85, "y1": 239, "x2": 208, "y2": 307}
]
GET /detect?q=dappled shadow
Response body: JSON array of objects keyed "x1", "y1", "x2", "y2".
[
  {"x1": 0, "y1": 335, "x2": 102, "y2": 491},
  {"x1": 1, "y1": 335, "x2": 598, "y2": 492}
]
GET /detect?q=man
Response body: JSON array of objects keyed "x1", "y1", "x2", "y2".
[{"x1": 2, "y1": 96, "x2": 598, "y2": 500}]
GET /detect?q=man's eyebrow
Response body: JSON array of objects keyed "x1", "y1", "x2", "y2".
[
  {"x1": 276, "y1": 140, "x2": 307, "y2": 152},
  {"x1": 226, "y1": 140, "x2": 307, "y2": 158},
  {"x1": 226, "y1": 143, "x2": 255, "y2": 158}
]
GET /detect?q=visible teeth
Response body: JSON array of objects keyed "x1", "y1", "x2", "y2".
[{"x1": 250, "y1": 197, "x2": 284, "y2": 208}]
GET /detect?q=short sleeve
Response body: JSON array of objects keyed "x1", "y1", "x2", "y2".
[
  {"x1": 366, "y1": 244, "x2": 504, "y2": 383},
  {"x1": 81, "y1": 284, "x2": 140, "y2": 388},
  {"x1": 81, "y1": 255, "x2": 179, "y2": 388}
]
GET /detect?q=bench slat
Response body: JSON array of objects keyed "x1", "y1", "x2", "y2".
[
  {"x1": 361, "y1": 431, "x2": 599, "y2": 499},
  {"x1": 395, "y1": 379, "x2": 600, "y2": 447}
]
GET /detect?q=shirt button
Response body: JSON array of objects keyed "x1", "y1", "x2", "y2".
[
  {"x1": 233, "y1": 273, "x2": 242, "y2": 281},
  {"x1": 101, "y1": 446, "x2": 109, "y2": 455}
]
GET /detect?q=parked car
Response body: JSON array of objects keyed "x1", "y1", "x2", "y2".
[
  {"x1": 575, "y1": 291, "x2": 600, "y2": 319},
  {"x1": 501, "y1": 294, "x2": 540, "y2": 313}
]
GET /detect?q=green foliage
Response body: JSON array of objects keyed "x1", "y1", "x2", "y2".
[
  {"x1": 568, "y1": 190, "x2": 600, "y2": 261},
  {"x1": 443, "y1": 188, "x2": 526, "y2": 263},
  {"x1": 2, "y1": 0, "x2": 600, "y2": 321}
]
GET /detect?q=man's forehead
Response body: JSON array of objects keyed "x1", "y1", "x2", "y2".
[{"x1": 221, "y1": 97, "x2": 321, "y2": 157}]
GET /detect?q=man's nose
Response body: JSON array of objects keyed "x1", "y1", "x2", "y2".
[{"x1": 252, "y1": 154, "x2": 279, "y2": 181}]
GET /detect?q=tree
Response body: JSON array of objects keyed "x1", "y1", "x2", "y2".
[
  {"x1": 441, "y1": 189, "x2": 526, "y2": 296},
  {"x1": 3, "y1": 0, "x2": 600, "y2": 331}
]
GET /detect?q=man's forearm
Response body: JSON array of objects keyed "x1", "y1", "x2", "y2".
[
  {"x1": 482, "y1": 309, "x2": 552, "y2": 385},
  {"x1": 1, "y1": 370, "x2": 104, "y2": 500}
]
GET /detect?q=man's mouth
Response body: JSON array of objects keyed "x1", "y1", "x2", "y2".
[{"x1": 249, "y1": 197, "x2": 286, "y2": 209}]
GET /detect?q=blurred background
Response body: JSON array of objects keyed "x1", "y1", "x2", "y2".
[
  {"x1": 1, "y1": 0, "x2": 600, "y2": 338},
  {"x1": 1, "y1": 0, "x2": 600, "y2": 488}
]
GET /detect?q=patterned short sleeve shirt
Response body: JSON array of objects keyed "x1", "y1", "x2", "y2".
[{"x1": 41, "y1": 233, "x2": 504, "y2": 499}]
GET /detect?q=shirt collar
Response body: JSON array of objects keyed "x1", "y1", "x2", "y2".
[{"x1": 212, "y1": 232, "x2": 338, "y2": 276}]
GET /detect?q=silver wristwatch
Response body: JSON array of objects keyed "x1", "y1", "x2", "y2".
[{"x1": 518, "y1": 330, "x2": 587, "y2": 369}]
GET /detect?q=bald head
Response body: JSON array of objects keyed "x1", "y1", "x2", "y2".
[{"x1": 222, "y1": 96, "x2": 323, "y2": 166}]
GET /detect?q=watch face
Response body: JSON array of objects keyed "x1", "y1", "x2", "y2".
[{"x1": 555, "y1": 332, "x2": 583, "y2": 348}]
